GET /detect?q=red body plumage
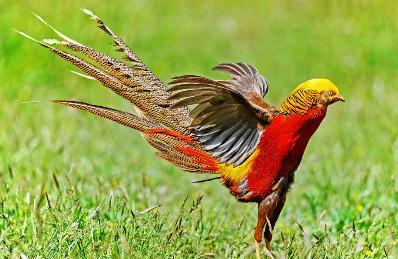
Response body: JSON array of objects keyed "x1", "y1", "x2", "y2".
[{"x1": 247, "y1": 107, "x2": 327, "y2": 201}]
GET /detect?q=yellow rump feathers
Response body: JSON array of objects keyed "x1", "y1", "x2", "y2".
[{"x1": 218, "y1": 149, "x2": 259, "y2": 182}]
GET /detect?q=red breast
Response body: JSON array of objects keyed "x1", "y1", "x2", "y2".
[{"x1": 247, "y1": 108, "x2": 327, "y2": 201}]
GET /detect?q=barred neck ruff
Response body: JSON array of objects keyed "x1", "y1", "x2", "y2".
[{"x1": 279, "y1": 88, "x2": 318, "y2": 115}]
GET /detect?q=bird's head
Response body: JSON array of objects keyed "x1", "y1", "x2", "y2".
[
  {"x1": 294, "y1": 79, "x2": 345, "y2": 105},
  {"x1": 280, "y1": 79, "x2": 344, "y2": 114}
]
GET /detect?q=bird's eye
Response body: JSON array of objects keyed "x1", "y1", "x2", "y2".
[{"x1": 328, "y1": 91, "x2": 334, "y2": 96}]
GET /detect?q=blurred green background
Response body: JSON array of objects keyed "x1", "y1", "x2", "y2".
[{"x1": 0, "y1": 0, "x2": 397, "y2": 257}]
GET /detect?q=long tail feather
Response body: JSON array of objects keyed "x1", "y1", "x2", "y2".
[
  {"x1": 22, "y1": 10, "x2": 192, "y2": 135},
  {"x1": 18, "y1": 12, "x2": 220, "y2": 175},
  {"x1": 52, "y1": 100, "x2": 218, "y2": 174},
  {"x1": 81, "y1": 9, "x2": 192, "y2": 134},
  {"x1": 51, "y1": 100, "x2": 156, "y2": 133},
  {"x1": 17, "y1": 32, "x2": 141, "y2": 103}
]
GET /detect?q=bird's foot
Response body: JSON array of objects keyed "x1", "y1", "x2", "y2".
[
  {"x1": 255, "y1": 240, "x2": 261, "y2": 259},
  {"x1": 255, "y1": 239, "x2": 275, "y2": 259},
  {"x1": 264, "y1": 239, "x2": 275, "y2": 258}
]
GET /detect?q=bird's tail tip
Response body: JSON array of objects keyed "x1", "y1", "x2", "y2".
[
  {"x1": 50, "y1": 100, "x2": 66, "y2": 104},
  {"x1": 81, "y1": 8, "x2": 97, "y2": 19}
]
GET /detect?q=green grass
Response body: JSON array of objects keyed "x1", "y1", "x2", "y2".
[{"x1": 1, "y1": 0, "x2": 397, "y2": 258}]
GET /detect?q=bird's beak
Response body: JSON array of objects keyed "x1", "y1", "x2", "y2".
[
  {"x1": 337, "y1": 94, "x2": 345, "y2": 102},
  {"x1": 334, "y1": 94, "x2": 345, "y2": 103}
]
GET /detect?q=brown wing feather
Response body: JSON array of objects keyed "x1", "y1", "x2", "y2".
[
  {"x1": 213, "y1": 63, "x2": 277, "y2": 122},
  {"x1": 169, "y1": 63, "x2": 277, "y2": 166}
]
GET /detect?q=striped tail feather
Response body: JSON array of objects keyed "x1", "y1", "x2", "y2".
[
  {"x1": 17, "y1": 10, "x2": 219, "y2": 174},
  {"x1": 50, "y1": 100, "x2": 157, "y2": 133},
  {"x1": 52, "y1": 100, "x2": 218, "y2": 174},
  {"x1": 23, "y1": 10, "x2": 192, "y2": 136}
]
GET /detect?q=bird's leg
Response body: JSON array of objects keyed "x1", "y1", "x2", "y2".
[
  {"x1": 254, "y1": 195, "x2": 278, "y2": 258},
  {"x1": 263, "y1": 194, "x2": 286, "y2": 253},
  {"x1": 254, "y1": 177, "x2": 288, "y2": 258}
]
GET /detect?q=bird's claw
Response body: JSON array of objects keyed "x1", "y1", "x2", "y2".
[{"x1": 255, "y1": 239, "x2": 275, "y2": 259}]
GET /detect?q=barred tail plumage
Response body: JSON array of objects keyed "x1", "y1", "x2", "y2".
[{"x1": 18, "y1": 10, "x2": 218, "y2": 174}]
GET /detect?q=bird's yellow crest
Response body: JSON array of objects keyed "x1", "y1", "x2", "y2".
[{"x1": 292, "y1": 79, "x2": 340, "y2": 95}]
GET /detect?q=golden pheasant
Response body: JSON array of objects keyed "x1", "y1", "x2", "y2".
[{"x1": 19, "y1": 10, "x2": 344, "y2": 258}]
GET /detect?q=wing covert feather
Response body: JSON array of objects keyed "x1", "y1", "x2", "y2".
[{"x1": 169, "y1": 63, "x2": 277, "y2": 167}]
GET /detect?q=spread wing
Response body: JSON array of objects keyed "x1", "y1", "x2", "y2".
[{"x1": 169, "y1": 63, "x2": 277, "y2": 167}]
